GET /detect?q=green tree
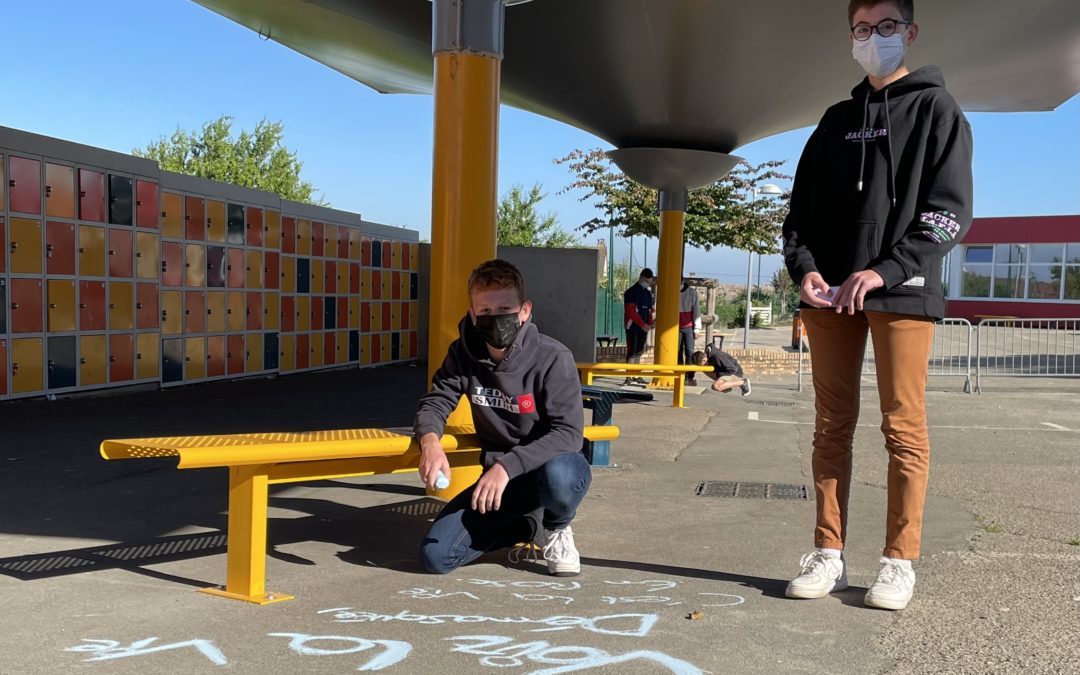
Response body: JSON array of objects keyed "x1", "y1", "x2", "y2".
[
  {"x1": 134, "y1": 115, "x2": 326, "y2": 205},
  {"x1": 771, "y1": 267, "x2": 800, "y2": 317},
  {"x1": 497, "y1": 183, "x2": 579, "y2": 248},
  {"x1": 556, "y1": 149, "x2": 791, "y2": 254}
]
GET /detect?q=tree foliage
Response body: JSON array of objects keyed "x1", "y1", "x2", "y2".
[
  {"x1": 556, "y1": 149, "x2": 791, "y2": 254},
  {"x1": 134, "y1": 115, "x2": 326, "y2": 205},
  {"x1": 497, "y1": 183, "x2": 579, "y2": 248}
]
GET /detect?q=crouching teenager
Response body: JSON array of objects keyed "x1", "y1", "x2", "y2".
[{"x1": 414, "y1": 259, "x2": 589, "y2": 576}]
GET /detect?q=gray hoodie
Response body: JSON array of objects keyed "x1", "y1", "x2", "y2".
[{"x1": 413, "y1": 315, "x2": 585, "y2": 479}]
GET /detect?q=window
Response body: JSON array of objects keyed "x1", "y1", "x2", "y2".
[
  {"x1": 1066, "y1": 243, "x2": 1080, "y2": 301},
  {"x1": 1027, "y1": 244, "x2": 1063, "y2": 299},
  {"x1": 959, "y1": 243, "x2": 1080, "y2": 301},
  {"x1": 961, "y1": 245, "x2": 993, "y2": 298},
  {"x1": 993, "y1": 245, "x2": 1026, "y2": 300}
]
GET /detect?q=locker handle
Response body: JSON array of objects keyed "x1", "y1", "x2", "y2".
[
  {"x1": 49, "y1": 303, "x2": 57, "y2": 309},
  {"x1": 136, "y1": 252, "x2": 142, "y2": 258},
  {"x1": 161, "y1": 210, "x2": 167, "y2": 217},
  {"x1": 8, "y1": 180, "x2": 14, "y2": 187},
  {"x1": 136, "y1": 200, "x2": 143, "y2": 206},
  {"x1": 109, "y1": 249, "x2": 115, "y2": 256},
  {"x1": 136, "y1": 303, "x2": 143, "y2": 309},
  {"x1": 185, "y1": 356, "x2": 191, "y2": 362},
  {"x1": 11, "y1": 363, "x2": 18, "y2": 373},
  {"x1": 136, "y1": 353, "x2": 143, "y2": 360},
  {"x1": 80, "y1": 358, "x2": 87, "y2": 364},
  {"x1": 11, "y1": 303, "x2": 18, "y2": 309},
  {"x1": 10, "y1": 242, "x2": 16, "y2": 251},
  {"x1": 109, "y1": 303, "x2": 116, "y2": 309},
  {"x1": 109, "y1": 356, "x2": 116, "y2": 362},
  {"x1": 45, "y1": 185, "x2": 53, "y2": 196}
]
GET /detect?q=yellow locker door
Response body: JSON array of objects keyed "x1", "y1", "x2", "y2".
[
  {"x1": 391, "y1": 241, "x2": 401, "y2": 270},
  {"x1": 360, "y1": 334, "x2": 372, "y2": 366},
  {"x1": 184, "y1": 337, "x2": 206, "y2": 380},
  {"x1": 348, "y1": 297, "x2": 360, "y2": 329},
  {"x1": 297, "y1": 219, "x2": 311, "y2": 255},
  {"x1": 370, "y1": 302, "x2": 382, "y2": 332},
  {"x1": 409, "y1": 303, "x2": 418, "y2": 331},
  {"x1": 79, "y1": 335, "x2": 107, "y2": 385},
  {"x1": 185, "y1": 244, "x2": 206, "y2": 287},
  {"x1": 361, "y1": 269, "x2": 372, "y2": 300},
  {"x1": 206, "y1": 200, "x2": 226, "y2": 243},
  {"x1": 280, "y1": 333, "x2": 295, "y2": 372},
  {"x1": 245, "y1": 250, "x2": 263, "y2": 289},
  {"x1": 226, "y1": 292, "x2": 245, "y2": 332},
  {"x1": 47, "y1": 280, "x2": 77, "y2": 332},
  {"x1": 136, "y1": 232, "x2": 159, "y2": 279},
  {"x1": 281, "y1": 256, "x2": 296, "y2": 293},
  {"x1": 392, "y1": 303, "x2": 402, "y2": 331},
  {"x1": 381, "y1": 333, "x2": 391, "y2": 362},
  {"x1": 162, "y1": 290, "x2": 183, "y2": 335},
  {"x1": 161, "y1": 192, "x2": 183, "y2": 238},
  {"x1": 12, "y1": 338, "x2": 44, "y2": 394},
  {"x1": 136, "y1": 333, "x2": 160, "y2": 380},
  {"x1": 311, "y1": 259, "x2": 324, "y2": 294},
  {"x1": 296, "y1": 296, "x2": 311, "y2": 332},
  {"x1": 206, "y1": 291, "x2": 226, "y2": 333},
  {"x1": 78, "y1": 225, "x2": 106, "y2": 277},
  {"x1": 246, "y1": 332, "x2": 263, "y2": 372},
  {"x1": 109, "y1": 282, "x2": 134, "y2": 331},
  {"x1": 11, "y1": 218, "x2": 44, "y2": 274},
  {"x1": 336, "y1": 331, "x2": 348, "y2": 364},
  {"x1": 310, "y1": 331, "x2": 324, "y2": 367},
  {"x1": 264, "y1": 292, "x2": 280, "y2": 331},
  {"x1": 265, "y1": 211, "x2": 281, "y2": 250}
]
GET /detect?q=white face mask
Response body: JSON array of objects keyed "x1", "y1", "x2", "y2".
[{"x1": 852, "y1": 33, "x2": 906, "y2": 78}]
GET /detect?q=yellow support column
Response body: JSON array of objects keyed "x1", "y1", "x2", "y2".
[
  {"x1": 652, "y1": 190, "x2": 688, "y2": 390},
  {"x1": 427, "y1": 0, "x2": 505, "y2": 498}
]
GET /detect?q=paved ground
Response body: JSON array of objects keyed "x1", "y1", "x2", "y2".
[{"x1": 1, "y1": 366, "x2": 1077, "y2": 673}]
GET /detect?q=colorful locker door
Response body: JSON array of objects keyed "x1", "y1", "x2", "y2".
[
  {"x1": 245, "y1": 250, "x2": 263, "y2": 289},
  {"x1": 160, "y1": 192, "x2": 183, "y2": 238},
  {"x1": 47, "y1": 336, "x2": 77, "y2": 390},
  {"x1": 12, "y1": 338, "x2": 44, "y2": 394},
  {"x1": 185, "y1": 244, "x2": 206, "y2": 287},
  {"x1": 206, "y1": 335, "x2": 226, "y2": 378},
  {"x1": 227, "y1": 204, "x2": 245, "y2": 244},
  {"x1": 311, "y1": 222, "x2": 324, "y2": 257},
  {"x1": 45, "y1": 221, "x2": 76, "y2": 275},
  {"x1": 311, "y1": 259, "x2": 324, "y2": 294},
  {"x1": 78, "y1": 169, "x2": 105, "y2": 222},
  {"x1": 264, "y1": 211, "x2": 281, "y2": 250},
  {"x1": 46, "y1": 280, "x2": 76, "y2": 332},
  {"x1": 324, "y1": 331, "x2": 336, "y2": 365},
  {"x1": 310, "y1": 331, "x2": 324, "y2": 368},
  {"x1": 263, "y1": 333, "x2": 279, "y2": 371},
  {"x1": 227, "y1": 249, "x2": 244, "y2": 288},
  {"x1": 264, "y1": 293, "x2": 280, "y2": 331},
  {"x1": 360, "y1": 334, "x2": 371, "y2": 366},
  {"x1": 184, "y1": 337, "x2": 206, "y2": 380},
  {"x1": 79, "y1": 335, "x2": 107, "y2": 386},
  {"x1": 135, "y1": 333, "x2": 160, "y2": 380},
  {"x1": 206, "y1": 292, "x2": 226, "y2": 333},
  {"x1": 264, "y1": 252, "x2": 280, "y2": 290},
  {"x1": 296, "y1": 219, "x2": 311, "y2": 256},
  {"x1": 0, "y1": 339, "x2": 7, "y2": 397},
  {"x1": 227, "y1": 334, "x2": 245, "y2": 374},
  {"x1": 109, "y1": 282, "x2": 134, "y2": 331},
  {"x1": 280, "y1": 296, "x2": 295, "y2": 333},
  {"x1": 109, "y1": 333, "x2": 134, "y2": 383},
  {"x1": 135, "y1": 283, "x2": 158, "y2": 329},
  {"x1": 206, "y1": 246, "x2": 226, "y2": 288},
  {"x1": 335, "y1": 331, "x2": 347, "y2": 365},
  {"x1": 206, "y1": 200, "x2": 226, "y2": 243},
  {"x1": 161, "y1": 290, "x2": 183, "y2": 335},
  {"x1": 11, "y1": 279, "x2": 43, "y2": 333},
  {"x1": 79, "y1": 281, "x2": 107, "y2": 331},
  {"x1": 161, "y1": 338, "x2": 183, "y2": 384},
  {"x1": 246, "y1": 333, "x2": 263, "y2": 372},
  {"x1": 296, "y1": 334, "x2": 309, "y2": 370},
  {"x1": 336, "y1": 297, "x2": 348, "y2": 330},
  {"x1": 246, "y1": 292, "x2": 263, "y2": 331},
  {"x1": 185, "y1": 196, "x2": 205, "y2": 241},
  {"x1": 160, "y1": 242, "x2": 183, "y2": 286},
  {"x1": 279, "y1": 333, "x2": 296, "y2": 372},
  {"x1": 108, "y1": 228, "x2": 134, "y2": 278},
  {"x1": 108, "y1": 175, "x2": 133, "y2": 226},
  {"x1": 135, "y1": 180, "x2": 158, "y2": 229},
  {"x1": 185, "y1": 291, "x2": 206, "y2": 334},
  {"x1": 9, "y1": 156, "x2": 42, "y2": 215},
  {"x1": 10, "y1": 218, "x2": 43, "y2": 274},
  {"x1": 281, "y1": 217, "x2": 296, "y2": 255},
  {"x1": 361, "y1": 237, "x2": 372, "y2": 266},
  {"x1": 348, "y1": 297, "x2": 360, "y2": 330},
  {"x1": 226, "y1": 293, "x2": 245, "y2": 332},
  {"x1": 348, "y1": 229, "x2": 361, "y2": 260},
  {"x1": 246, "y1": 207, "x2": 263, "y2": 247},
  {"x1": 281, "y1": 256, "x2": 296, "y2": 293},
  {"x1": 135, "y1": 232, "x2": 160, "y2": 279},
  {"x1": 295, "y1": 296, "x2": 310, "y2": 332}
]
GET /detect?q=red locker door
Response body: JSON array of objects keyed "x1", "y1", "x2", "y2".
[
  {"x1": 361, "y1": 238, "x2": 372, "y2": 266},
  {"x1": 227, "y1": 249, "x2": 244, "y2": 288},
  {"x1": 78, "y1": 169, "x2": 105, "y2": 222},
  {"x1": 185, "y1": 291, "x2": 206, "y2": 333},
  {"x1": 337, "y1": 230, "x2": 349, "y2": 259},
  {"x1": 410, "y1": 332, "x2": 418, "y2": 360},
  {"x1": 402, "y1": 242, "x2": 411, "y2": 270},
  {"x1": 135, "y1": 283, "x2": 158, "y2": 329},
  {"x1": 361, "y1": 302, "x2": 371, "y2": 332},
  {"x1": 79, "y1": 281, "x2": 106, "y2": 331},
  {"x1": 161, "y1": 242, "x2": 183, "y2": 286},
  {"x1": 296, "y1": 334, "x2": 310, "y2": 369},
  {"x1": 324, "y1": 332, "x2": 336, "y2": 365},
  {"x1": 281, "y1": 296, "x2": 295, "y2": 332},
  {"x1": 185, "y1": 196, "x2": 205, "y2": 241},
  {"x1": 109, "y1": 334, "x2": 134, "y2": 382},
  {"x1": 246, "y1": 207, "x2": 263, "y2": 247},
  {"x1": 246, "y1": 292, "x2": 263, "y2": 330},
  {"x1": 0, "y1": 339, "x2": 7, "y2": 396},
  {"x1": 226, "y1": 335, "x2": 244, "y2": 374},
  {"x1": 391, "y1": 271, "x2": 401, "y2": 300},
  {"x1": 349, "y1": 263, "x2": 360, "y2": 294},
  {"x1": 281, "y1": 217, "x2": 296, "y2": 254},
  {"x1": 371, "y1": 271, "x2": 382, "y2": 300},
  {"x1": 337, "y1": 297, "x2": 348, "y2": 329},
  {"x1": 0, "y1": 217, "x2": 5, "y2": 273},
  {"x1": 108, "y1": 228, "x2": 134, "y2": 277},
  {"x1": 311, "y1": 222, "x2": 324, "y2": 257},
  {"x1": 264, "y1": 252, "x2": 280, "y2": 289},
  {"x1": 382, "y1": 302, "x2": 391, "y2": 330},
  {"x1": 135, "y1": 180, "x2": 158, "y2": 229},
  {"x1": 11, "y1": 279, "x2": 43, "y2": 333},
  {"x1": 325, "y1": 261, "x2": 336, "y2": 293},
  {"x1": 311, "y1": 296, "x2": 324, "y2": 331},
  {"x1": 46, "y1": 221, "x2": 76, "y2": 275},
  {"x1": 382, "y1": 241, "x2": 392, "y2": 268},
  {"x1": 207, "y1": 335, "x2": 226, "y2": 377},
  {"x1": 371, "y1": 334, "x2": 382, "y2": 364},
  {"x1": 9, "y1": 156, "x2": 41, "y2": 215},
  {"x1": 401, "y1": 302, "x2": 411, "y2": 330}
]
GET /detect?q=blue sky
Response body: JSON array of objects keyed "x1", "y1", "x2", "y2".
[{"x1": 3, "y1": 1, "x2": 1077, "y2": 286}]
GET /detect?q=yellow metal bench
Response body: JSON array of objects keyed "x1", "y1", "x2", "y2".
[
  {"x1": 100, "y1": 423, "x2": 619, "y2": 605},
  {"x1": 576, "y1": 363, "x2": 713, "y2": 408}
]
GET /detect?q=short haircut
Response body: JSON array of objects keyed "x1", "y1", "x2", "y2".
[
  {"x1": 639, "y1": 268, "x2": 654, "y2": 279},
  {"x1": 692, "y1": 350, "x2": 707, "y2": 364},
  {"x1": 848, "y1": 0, "x2": 913, "y2": 24},
  {"x1": 467, "y1": 259, "x2": 526, "y2": 303}
]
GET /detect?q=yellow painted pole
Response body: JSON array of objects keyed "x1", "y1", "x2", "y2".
[
  {"x1": 653, "y1": 204, "x2": 686, "y2": 389},
  {"x1": 427, "y1": 1, "x2": 503, "y2": 498}
]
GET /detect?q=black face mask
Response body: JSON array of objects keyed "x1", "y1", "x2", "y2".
[{"x1": 474, "y1": 313, "x2": 521, "y2": 350}]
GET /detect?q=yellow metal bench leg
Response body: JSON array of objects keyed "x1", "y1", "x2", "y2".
[
  {"x1": 200, "y1": 465, "x2": 293, "y2": 605},
  {"x1": 673, "y1": 376, "x2": 685, "y2": 408}
]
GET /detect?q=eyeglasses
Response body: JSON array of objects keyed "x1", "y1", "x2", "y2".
[{"x1": 850, "y1": 18, "x2": 911, "y2": 41}]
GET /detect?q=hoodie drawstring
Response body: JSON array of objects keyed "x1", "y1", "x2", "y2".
[
  {"x1": 883, "y1": 88, "x2": 897, "y2": 208},
  {"x1": 857, "y1": 91, "x2": 869, "y2": 193},
  {"x1": 856, "y1": 88, "x2": 898, "y2": 209}
]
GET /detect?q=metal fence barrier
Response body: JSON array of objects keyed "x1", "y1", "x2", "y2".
[{"x1": 975, "y1": 318, "x2": 1080, "y2": 393}]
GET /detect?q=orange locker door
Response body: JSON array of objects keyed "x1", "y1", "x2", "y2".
[
  {"x1": 0, "y1": 217, "x2": 5, "y2": 273},
  {"x1": 185, "y1": 244, "x2": 206, "y2": 287},
  {"x1": 337, "y1": 228, "x2": 349, "y2": 260},
  {"x1": 109, "y1": 282, "x2": 134, "y2": 331},
  {"x1": 9, "y1": 156, "x2": 41, "y2": 215},
  {"x1": 11, "y1": 218, "x2": 43, "y2": 274},
  {"x1": 348, "y1": 229, "x2": 361, "y2": 260},
  {"x1": 325, "y1": 332, "x2": 337, "y2": 365},
  {"x1": 311, "y1": 259, "x2": 324, "y2": 294},
  {"x1": 371, "y1": 270, "x2": 382, "y2": 300},
  {"x1": 227, "y1": 248, "x2": 245, "y2": 288},
  {"x1": 135, "y1": 180, "x2": 159, "y2": 229},
  {"x1": 46, "y1": 280, "x2": 76, "y2": 332},
  {"x1": 296, "y1": 219, "x2": 311, "y2": 256},
  {"x1": 324, "y1": 261, "x2": 336, "y2": 294},
  {"x1": 135, "y1": 283, "x2": 158, "y2": 329},
  {"x1": 296, "y1": 334, "x2": 309, "y2": 370},
  {"x1": 281, "y1": 295, "x2": 295, "y2": 333},
  {"x1": 360, "y1": 334, "x2": 372, "y2": 366},
  {"x1": 361, "y1": 302, "x2": 371, "y2": 333},
  {"x1": 280, "y1": 256, "x2": 296, "y2": 293},
  {"x1": 281, "y1": 217, "x2": 296, "y2": 254},
  {"x1": 279, "y1": 334, "x2": 296, "y2": 372},
  {"x1": 310, "y1": 331, "x2": 324, "y2": 367},
  {"x1": 45, "y1": 221, "x2": 76, "y2": 275},
  {"x1": 135, "y1": 333, "x2": 160, "y2": 380},
  {"x1": 79, "y1": 281, "x2": 107, "y2": 331},
  {"x1": 161, "y1": 241, "x2": 183, "y2": 286},
  {"x1": 109, "y1": 334, "x2": 134, "y2": 383},
  {"x1": 79, "y1": 169, "x2": 105, "y2": 222},
  {"x1": 135, "y1": 232, "x2": 159, "y2": 279},
  {"x1": 246, "y1": 292, "x2": 263, "y2": 331},
  {"x1": 161, "y1": 192, "x2": 183, "y2": 238},
  {"x1": 108, "y1": 228, "x2": 134, "y2": 278},
  {"x1": 184, "y1": 337, "x2": 206, "y2": 380},
  {"x1": 348, "y1": 297, "x2": 360, "y2": 329},
  {"x1": 227, "y1": 292, "x2": 245, "y2": 332},
  {"x1": 12, "y1": 338, "x2": 44, "y2": 394},
  {"x1": 246, "y1": 207, "x2": 263, "y2": 247},
  {"x1": 335, "y1": 331, "x2": 348, "y2": 364},
  {"x1": 324, "y1": 224, "x2": 337, "y2": 259},
  {"x1": 296, "y1": 296, "x2": 310, "y2": 332},
  {"x1": 206, "y1": 199, "x2": 226, "y2": 243},
  {"x1": 227, "y1": 334, "x2": 245, "y2": 374},
  {"x1": 311, "y1": 221, "x2": 324, "y2": 257},
  {"x1": 11, "y1": 279, "x2": 43, "y2": 333},
  {"x1": 245, "y1": 250, "x2": 263, "y2": 289},
  {"x1": 206, "y1": 292, "x2": 226, "y2": 333},
  {"x1": 264, "y1": 252, "x2": 280, "y2": 290},
  {"x1": 45, "y1": 163, "x2": 75, "y2": 219},
  {"x1": 361, "y1": 237, "x2": 372, "y2": 266},
  {"x1": 402, "y1": 242, "x2": 412, "y2": 270},
  {"x1": 207, "y1": 335, "x2": 226, "y2": 377},
  {"x1": 265, "y1": 211, "x2": 281, "y2": 250},
  {"x1": 245, "y1": 332, "x2": 263, "y2": 372},
  {"x1": 78, "y1": 225, "x2": 106, "y2": 277},
  {"x1": 311, "y1": 296, "x2": 324, "y2": 331},
  {"x1": 79, "y1": 335, "x2": 107, "y2": 386},
  {"x1": 264, "y1": 293, "x2": 280, "y2": 331},
  {"x1": 161, "y1": 290, "x2": 183, "y2": 335},
  {"x1": 185, "y1": 291, "x2": 206, "y2": 334},
  {"x1": 392, "y1": 241, "x2": 402, "y2": 270},
  {"x1": 185, "y1": 196, "x2": 205, "y2": 241}
]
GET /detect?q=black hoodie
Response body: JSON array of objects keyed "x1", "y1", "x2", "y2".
[
  {"x1": 413, "y1": 315, "x2": 584, "y2": 479},
  {"x1": 783, "y1": 66, "x2": 973, "y2": 319}
]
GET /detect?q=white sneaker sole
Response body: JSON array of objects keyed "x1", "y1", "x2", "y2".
[
  {"x1": 549, "y1": 566, "x2": 580, "y2": 577},
  {"x1": 785, "y1": 577, "x2": 848, "y2": 599},
  {"x1": 864, "y1": 593, "x2": 910, "y2": 610}
]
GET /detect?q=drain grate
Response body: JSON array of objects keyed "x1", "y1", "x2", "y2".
[
  {"x1": 695, "y1": 481, "x2": 809, "y2": 500},
  {"x1": 742, "y1": 399, "x2": 797, "y2": 407}
]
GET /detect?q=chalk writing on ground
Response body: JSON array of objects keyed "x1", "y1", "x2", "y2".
[
  {"x1": 64, "y1": 638, "x2": 227, "y2": 666},
  {"x1": 318, "y1": 608, "x2": 659, "y2": 637},
  {"x1": 269, "y1": 633, "x2": 412, "y2": 670},
  {"x1": 399, "y1": 587, "x2": 481, "y2": 600},
  {"x1": 447, "y1": 635, "x2": 706, "y2": 674}
]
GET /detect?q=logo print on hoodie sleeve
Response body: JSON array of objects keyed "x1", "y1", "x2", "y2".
[{"x1": 471, "y1": 386, "x2": 536, "y2": 415}]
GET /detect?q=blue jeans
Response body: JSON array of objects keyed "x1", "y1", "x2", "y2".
[{"x1": 419, "y1": 452, "x2": 592, "y2": 574}]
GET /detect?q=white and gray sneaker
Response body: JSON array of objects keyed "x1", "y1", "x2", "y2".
[
  {"x1": 785, "y1": 551, "x2": 848, "y2": 599},
  {"x1": 542, "y1": 526, "x2": 581, "y2": 577},
  {"x1": 740, "y1": 378, "x2": 752, "y2": 396},
  {"x1": 864, "y1": 558, "x2": 916, "y2": 610}
]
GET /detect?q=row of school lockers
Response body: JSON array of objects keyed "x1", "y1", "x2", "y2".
[{"x1": 0, "y1": 146, "x2": 421, "y2": 401}]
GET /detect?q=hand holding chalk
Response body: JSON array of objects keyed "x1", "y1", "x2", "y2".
[{"x1": 434, "y1": 470, "x2": 450, "y2": 490}]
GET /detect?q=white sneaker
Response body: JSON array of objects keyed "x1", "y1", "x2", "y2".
[
  {"x1": 740, "y1": 378, "x2": 752, "y2": 396},
  {"x1": 542, "y1": 526, "x2": 580, "y2": 577},
  {"x1": 785, "y1": 551, "x2": 848, "y2": 599},
  {"x1": 864, "y1": 558, "x2": 916, "y2": 610}
]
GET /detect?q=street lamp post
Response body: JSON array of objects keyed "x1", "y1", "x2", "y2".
[{"x1": 743, "y1": 183, "x2": 783, "y2": 351}]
